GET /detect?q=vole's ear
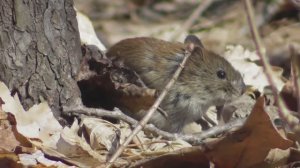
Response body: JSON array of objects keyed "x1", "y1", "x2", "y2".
[{"x1": 184, "y1": 35, "x2": 204, "y2": 48}]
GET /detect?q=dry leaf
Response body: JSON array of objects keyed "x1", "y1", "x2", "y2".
[
  {"x1": 0, "y1": 107, "x2": 32, "y2": 153},
  {"x1": 0, "y1": 82, "x2": 62, "y2": 143},
  {"x1": 0, "y1": 82, "x2": 103, "y2": 167},
  {"x1": 0, "y1": 122, "x2": 23, "y2": 153},
  {"x1": 76, "y1": 11, "x2": 106, "y2": 51},
  {"x1": 132, "y1": 146, "x2": 209, "y2": 168},
  {"x1": 81, "y1": 117, "x2": 120, "y2": 150},
  {"x1": 264, "y1": 148, "x2": 290, "y2": 166},
  {"x1": 18, "y1": 150, "x2": 70, "y2": 167},
  {"x1": 0, "y1": 153, "x2": 22, "y2": 168},
  {"x1": 205, "y1": 97, "x2": 293, "y2": 168},
  {"x1": 225, "y1": 45, "x2": 285, "y2": 92},
  {"x1": 56, "y1": 119, "x2": 106, "y2": 166}
]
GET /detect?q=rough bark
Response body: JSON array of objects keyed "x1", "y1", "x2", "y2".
[{"x1": 0, "y1": 0, "x2": 82, "y2": 117}]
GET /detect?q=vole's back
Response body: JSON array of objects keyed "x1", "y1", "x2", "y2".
[
  {"x1": 106, "y1": 36, "x2": 246, "y2": 133},
  {"x1": 106, "y1": 37, "x2": 186, "y2": 89}
]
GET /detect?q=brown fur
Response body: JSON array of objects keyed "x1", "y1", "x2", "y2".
[{"x1": 106, "y1": 37, "x2": 245, "y2": 132}]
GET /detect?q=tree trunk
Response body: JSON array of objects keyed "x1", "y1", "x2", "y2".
[{"x1": 0, "y1": 0, "x2": 82, "y2": 118}]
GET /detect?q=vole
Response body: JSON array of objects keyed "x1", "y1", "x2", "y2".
[{"x1": 106, "y1": 35, "x2": 246, "y2": 133}]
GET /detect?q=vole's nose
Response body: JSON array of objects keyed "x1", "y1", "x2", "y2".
[{"x1": 232, "y1": 79, "x2": 246, "y2": 96}]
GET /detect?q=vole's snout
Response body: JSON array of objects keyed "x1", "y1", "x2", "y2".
[{"x1": 232, "y1": 79, "x2": 246, "y2": 96}]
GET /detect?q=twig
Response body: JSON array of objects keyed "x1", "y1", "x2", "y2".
[
  {"x1": 193, "y1": 118, "x2": 246, "y2": 139},
  {"x1": 104, "y1": 44, "x2": 194, "y2": 167},
  {"x1": 170, "y1": 0, "x2": 214, "y2": 41},
  {"x1": 63, "y1": 106, "x2": 137, "y2": 126},
  {"x1": 290, "y1": 45, "x2": 300, "y2": 115},
  {"x1": 64, "y1": 105, "x2": 245, "y2": 144},
  {"x1": 64, "y1": 105, "x2": 182, "y2": 137},
  {"x1": 243, "y1": 0, "x2": 300, "y2": 130}
]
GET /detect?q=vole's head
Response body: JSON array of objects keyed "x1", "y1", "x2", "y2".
[{"x1": 182, "y1": 35, "x2": 246, "y2": 106}]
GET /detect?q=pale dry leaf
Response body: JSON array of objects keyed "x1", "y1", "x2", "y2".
[
  {"x1": 18, "y1": 153, "x2": 37, "y2": 167},
  {"x1": 28, "y1": 118, "x2": 106, "y2": 167},
  {"x1": 224, "y1": 45, "x2": 285, "y2": 92},
  {"x1": 18, "y1": 150, "x2": 70, "y2": 168},
  {"x1": 0, "y1": 82, "x2": 24, "y2": 117},
  {"x1": 81, "y1": 117, "x2": 119, "y2": 150},
  {"x1": 265, "y1": 148, "x2": 290, "y2": 165},
  {"x1": 55, "y1": 119, "x2": 106, "y2": 166},
  {"x1": 0, "y1": 82, "x2": 111, "y2": 167},
  {"x1": 56, "y1": 119, "x2": 86, "y2": 156},
  {"x1": 76, "y1": 11, "x2": 106, "y2": 51},
  {"x1": 0, "y1": 82, "x2": 62, "y2": 145},
  {"x1": 42, "y1": 147, "x2": 93, "y2": 168},
  {"x1": 226, "y1": 45, "x2": 260, "y2": 61},
  {"x1": 22, "y1": 102, "x2": 62, "y2": 145}
]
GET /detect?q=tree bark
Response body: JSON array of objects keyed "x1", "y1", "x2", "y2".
[{"x1": 0, "y1": 0, "x2": 82, "y2": 117}]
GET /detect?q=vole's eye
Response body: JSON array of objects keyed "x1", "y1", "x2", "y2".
[{"x1": 217, "y1": 70, "x2": 226, "y2": 79}]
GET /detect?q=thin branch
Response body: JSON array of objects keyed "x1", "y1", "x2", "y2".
[
  {"x1": 64, "y1": 105, "x2": 245, "y2": 144},
  {"x1": 193, "y1": 118, "x2": 246, "y2": 139},
  {"x1": 170, "y1": 0, "x2": 214, "y2": 41},
  {"x1": 290, "y1": 45, "x2": 300, "y2": 115},
  {"x1": 63, "y1": 105, "x2": 175, "y2": 138},
  {"x1": 104, "y1": 44, "x2": 194, "y2": 167},
  {"x1": 243, "y1": 0, "x2": 300, "y2": 130},
  {"x1": 64, "y1": 106, "x2": 137, "y2": 125}
]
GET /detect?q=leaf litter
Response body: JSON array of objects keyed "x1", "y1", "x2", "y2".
[{"x1": 1, "y1": 1, "x2": 300, "y2": 167}]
